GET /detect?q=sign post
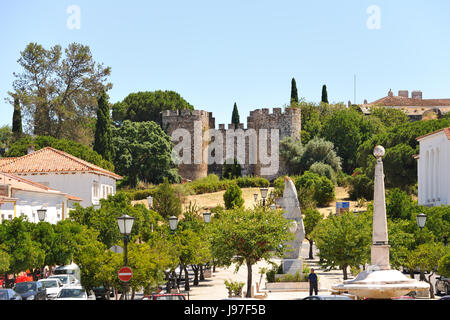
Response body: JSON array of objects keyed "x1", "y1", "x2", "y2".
[{"x1": 118, "y1": 266, "x2": 132, "y2": 300}]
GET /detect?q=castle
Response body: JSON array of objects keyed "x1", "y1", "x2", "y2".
[{"x1": 161, "y1": 107, "x2": 301, "y2": 181}]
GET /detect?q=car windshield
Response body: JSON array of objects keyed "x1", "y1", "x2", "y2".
[
  {"x1": 155, "y1": 295, "x2": 184, "y2": 300},
  {"x1": 51, "y1": 276, "x2": 68, "y2": 283},
  {"x1": 0, "y1": 291, "x2": 9, "y2": 300},
  {"x1": 58, "y1": 289, "x2": 86, "y2": 298},
  {"x1": 15, "y1": 282, "x2": 36, "y2": 293},
  {"x1": 40, "y1": 280, "x2": 58, "y2": 288}
]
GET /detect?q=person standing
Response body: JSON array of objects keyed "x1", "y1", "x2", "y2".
[{"x1": 308, "y1": 268, "x2": 318, "y2": 296}]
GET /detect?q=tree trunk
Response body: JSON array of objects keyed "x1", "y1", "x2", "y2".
[
  {"x1": 426, "y1": 273, "x2": 435, "y2": 299},
  {"x1": 409, "y1": 270, "x2": 414, "y2": 279},
  {"x1": 200, "y1": 264, "x2": 205, "y2": 281},
  {"x1": 184, "y1": 266, "x2": 190, "y2": 291},
  {"x1": 419, "y1": 270, "x2": 426, "y2": 281},
  {"x1": 342, "y1": 264, "x2": 348, "y2": 280},
  {"x1": 246, "y1": 262, "x2": 253, "y2": 298},
  {"x1": 308, "y1": 239, "x2": 314, "y2": 259},
  {"x1": 191, "y1": 265, "x2": 199, "y2": 286}
]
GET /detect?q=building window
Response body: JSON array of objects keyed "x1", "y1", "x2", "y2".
[{"x1": 93, "y1": 181, "x2": 99, "y2": 198}]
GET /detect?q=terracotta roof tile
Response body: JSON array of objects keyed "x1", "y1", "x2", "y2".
[
  {"x1": 365, "y1": 95, "x2": 450, "y2": 107},
  {"x1": 0, "y1": 147, "x2": 122, "y2": 179},
  {"x1": 416, "y1": 127, "x2": 450, "y2": 141}
]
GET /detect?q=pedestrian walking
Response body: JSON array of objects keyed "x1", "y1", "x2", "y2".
[{"x1": 308, "y1": 268, "x2": 318, "y2": 296}]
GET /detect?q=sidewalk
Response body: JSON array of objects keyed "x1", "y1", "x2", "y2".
[{"x1": 186, "y1": 240, "x2": 343, "y2": 300}]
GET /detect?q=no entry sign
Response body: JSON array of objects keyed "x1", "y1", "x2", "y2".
[{"x1": 118, "y1": 266, "x2": 133, "y2": 282}]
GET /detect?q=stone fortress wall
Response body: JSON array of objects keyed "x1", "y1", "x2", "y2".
[{"x1": 161, "y1": 107, "x2": 301, "y2": 181}]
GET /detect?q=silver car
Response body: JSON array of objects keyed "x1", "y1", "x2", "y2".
[
  {"x1": 48, "y1": 274, "x2": 79, "y2": 287},
  {"x1": 55, "y1": 286, "x2": 96, "y2": 300}
]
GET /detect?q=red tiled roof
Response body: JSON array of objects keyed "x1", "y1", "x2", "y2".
[
  {"x1": 0, "y1": 171, "x2": 82, "y2": 201},
  {"x1": 416, "y1": 127, "x2": 450, "y2": 141},
  {"x1": 0, "y1": 147, "x2": 122, "y2": 179},
  {"x1": 365, "y1": 95, "x2": 450, "y2": 107}
]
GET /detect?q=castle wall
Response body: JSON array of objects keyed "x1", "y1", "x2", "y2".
[{"x1": 161, "y1": 107, "x2": 301, "y2": 181}]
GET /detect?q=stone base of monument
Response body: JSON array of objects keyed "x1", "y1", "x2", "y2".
[
  {"x1": 282, "y1": 259, "x2": 303, "y2": 275},
  {"x1": 265, "y1": 281, "x2": 310, "y2": 292}
]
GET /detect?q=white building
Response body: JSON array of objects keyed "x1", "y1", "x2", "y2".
[
  {"x1": 0, "y1": 147, "x2": 122, "y2": 208},
  {"x1": 416, "y1": 127, "x2": 450, "y2": 206},
  {"x1": 0, "y1": 172, "x2": 81, "y2": 224}
]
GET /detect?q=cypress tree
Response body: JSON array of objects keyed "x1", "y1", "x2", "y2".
[
  {"x1": 321, "y1": 85, "x2": 329, "y2": 104},
  {"x1": 93, "y1": 90, "x2": 113, "y2": 161},
  {"x1": 231, "y1": 102, "x2": 240, "y2": 128},
  {"x1": 290, "y1": 78, "x2": 299, "y2": 105},
  {"x1": 12, "y1": 95, "x2": 23, "y2": 140}
]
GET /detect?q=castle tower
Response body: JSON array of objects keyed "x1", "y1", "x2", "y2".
[{"x1": 162, "y1": 109, "x2": 213, "y2": 181}]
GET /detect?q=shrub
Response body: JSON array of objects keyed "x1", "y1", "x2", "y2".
[
  {"x1": 348, "y1": 171, "x2": 374, "y2": 201},
  {"x1": 223, "y1": 184, "x2": 244, "y2": 209},
  {"x1": 224, "y1": 279, "x2": 245, "y2": 297},
  {"x1": 296, "y1": 171, "x2": 335, "y2": 207},
  {"x1": 222, "y1": 158, "x2": 242, "y2": 179},
  {"x1": 309, "y1": 162, "x2": 337, "y2": 185}
]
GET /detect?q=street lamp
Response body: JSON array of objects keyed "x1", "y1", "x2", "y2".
[
  {"x1": 416, "y1": 213, "x2": 427, "y2": 230},
  {"x1": 253, "y1": 194, "x2": 258, "y2": 202},
  {"x1": 169, "y1": 216, "x2": 178, "y2": 232},
  {"x1": 260, "y1": 188, "x2": 269, "y2": 207},
  {"x1": 203, "y1": 212, "x2": 211, "y2": 224},
  {"x1": 116, "y1": 214, "x2": 135, "y2": 300},
  {"x1": 147, "y1": 195, "x2": 153, "y2": 209},
  {"x1": 37, "y1": 208, "x2": 47, "y2": 222}
]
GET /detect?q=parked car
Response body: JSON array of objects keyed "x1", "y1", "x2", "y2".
[
  {"x1": 439, "y1": 295, "x2": 450, "y2": 300},
  {"x1": 143, "y1": 293, "x2": 186, "y2": 300},
  {"x1": 13, "y1": 281, "x2": 47, "y2": 300},
  {"x1": 435, "y1": 276, "x2": 450, "y2": 295},
  {"x1": 38, "y1": 278, "x2": 64, "y2": 300},
  {"x1": 92, "y1": 286, "x2": 116, "y2": 300},
  {"x1": 0, "y1": 288, "x2": 22, "y2": 300},
  {"x1": 48, "y1": 274, "x2": 79, "y2": 287},
  {"x1": 391, "y1": 296, "x2": 415, "y2": 300},
  {"x1": 55, "y1": 286, "x2": 96, "y2": 300},
  {"x1": 54, "y1": 263, "x2": 81, "y2": 283},
  {"x1": 302, "y1": 295, "x2": 353, "y2": 300}
]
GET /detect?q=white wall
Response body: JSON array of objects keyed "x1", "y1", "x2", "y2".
[
  {"x1": 17, "y1": 172, "x2": 117, "y2": 208},
  {"x1": 0, "y1": 191, "x2": 68, "y2": 224},
  {"x1": 418, "y1": 132, "x2": 450, "y2": 206}
]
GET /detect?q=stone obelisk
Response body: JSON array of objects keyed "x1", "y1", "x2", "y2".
[
  {"x1": 280, "y1": 176, "x2": 305, "y2": 274},
  {"x1": 371, "y1": 145, "x2": 390, "y2": 270}
]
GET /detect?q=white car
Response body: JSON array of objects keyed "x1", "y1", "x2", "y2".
[
  {"x1": 38, "y1": 278, "x2": 64, "y2": 300},
  {"x1": 48, "y1": 274, "x2": 79, "y2": 287},
  {"x1": 55, "y1": 286, "x2": 95, "y2": 300}
]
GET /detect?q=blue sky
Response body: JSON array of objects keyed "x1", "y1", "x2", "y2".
[{"x1": 1, "y1": 0, "x2": 450, "y2": 129}]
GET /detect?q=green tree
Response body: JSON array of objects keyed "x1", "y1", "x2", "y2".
[
  {"x1": 438, "y1": 254, "x2": 450, "y2": 278},
  {"x1": 369, "y1": 106, "x2": 408, "y2": 128},
  {"x1": 223, "y1": 184, "x2": 244, "y2": 209},
  {"x1": 112, "y1": 120, "x2": 180, "y2": 187},
  {"x1": 210, "y1": 207, "x2": 293, "y2": 297},
  {"x1": 12, "y1": 95, "x2": 23, "y2": 141},
  {"x1": 9, "y1": 42, "x2": 111, "y2": 144},
  {"x1": 290, "y1": 78, "x2": 298, "y2": 105},
  {"x1": 231, "y1": 102, "x2": 240, "y2": 127},
  {"x1": 111, "y1": 90, "x2": 194, "y2": 126},
  {"x1": 93, "y1": 91, "x2": 113, "y2": 162},
  {"x1": 6, "y1": 135, "x2": 114, "y2": 171},
  {"x1": 222, "y1": 158, "x2": 242, "y2": 179},
  {"x1": 0, "y1": 126, "x2": 12, "y2": 154},
  {"x1": 296, "y1": 171, "x2": 335, "y2": 207},
  {"x1": 303, "y1": 208, "x2": 323, "y2": 259},
  {"x1": 404, "y1": 243, "x2": 448, "y2": 298},
  {"x1": 152, "y1": 178, "x2": 183, "y2": 219},
  {"x1": 312, "y1": 211, "x2": 372, "y2": 279},
  {"x1": 386, "y1": 188, "x2": 414, "y2": 220},
  {"x1": 321, "y1": 85, "x2": 328, "y2": 104}
]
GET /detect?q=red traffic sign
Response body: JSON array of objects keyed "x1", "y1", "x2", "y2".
[{"x1": 118, "y1": 267, "x2": 133, "y2": 282}]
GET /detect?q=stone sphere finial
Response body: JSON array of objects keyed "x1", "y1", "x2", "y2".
[{"x1": 373, "y1": 145, "x2": 385, "y2": 158}]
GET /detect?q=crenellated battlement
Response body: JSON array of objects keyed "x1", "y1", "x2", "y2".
[{"x1": 160, "y1": 106, "x2": 301, "y2": 181}]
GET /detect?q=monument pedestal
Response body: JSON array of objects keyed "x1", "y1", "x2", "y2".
[
  {"x1": 282, "y1": 259, "x2": 303, "y2": 275},
  {"x1": 371, "y1": 244, "x2": 390, "y2": 270}
]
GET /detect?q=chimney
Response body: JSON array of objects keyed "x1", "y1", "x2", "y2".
[
  {"x1": 411, "y1": 90, "x2": 423, "y2": 100},
  {"x1": 27, "y1": 145, "x2": 35, "y2": 154},
  {"x1": 388, "y1": 89, "x2": 393, "y2": 97},
  {"x1": 398, "y1": 90, "x2": 409, "y2": 98}
]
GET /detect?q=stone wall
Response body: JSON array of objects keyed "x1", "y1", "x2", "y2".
[{"x1": 161, "y1": 107, "x2": 301, "y2": 181}]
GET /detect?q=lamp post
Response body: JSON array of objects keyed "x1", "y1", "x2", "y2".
[
  {"x1": 203, "y1": 212, "x2": 211, "y2": 224},
  {"x1": 116, "y1": 214, "x2": 135, "y2": 300},
  {"x1": 37, "y1": 208, "x2": 47, "y2": 222},
  {"x1": 147, "y1": 195, "x2": 153, "y2": 209},
  {"x1": 169, "y1": 216, "x2": 178, "y2": 233},
  {"x1": 260, "y1": 188, "x2": 269, "y2": 207},
  {"x1": 416, "y1": 213, "x2": 427, "y2": 230}
]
